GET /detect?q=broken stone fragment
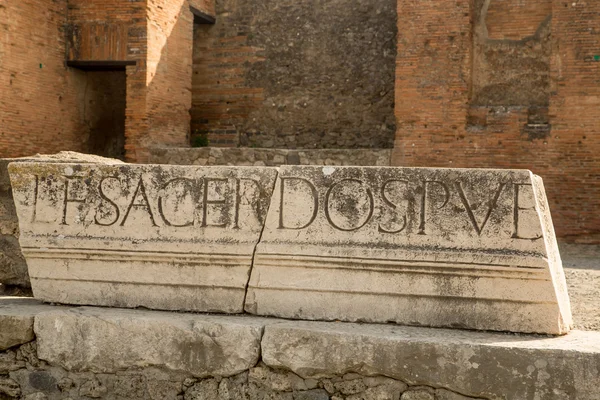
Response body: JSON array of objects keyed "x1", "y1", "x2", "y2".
[
  {"x1": 9, "y1": 161, "x2": 277, "y2": 313},
  {"x1": 246, "y1": 165, "x2": 572, "y2": 334}
]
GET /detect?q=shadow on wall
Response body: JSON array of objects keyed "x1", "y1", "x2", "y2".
[
  {"x1": 144, "y1": 0, "x2": 195, "y2": 156},
  {"x1": 122, "y1": 0, "x2": 206, "y2": 162}
]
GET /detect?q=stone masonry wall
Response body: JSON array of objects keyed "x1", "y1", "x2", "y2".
[
  {"x1": 393, "y1": 0, "x2": 600, "y2": 241},
  {"x1": 0, "y1": 0, "x2": 89, "y2": 158},
  {"x1": 191, "y1": 0, "x2": 397, "y2": 148},
  {"x1": 0, "y1": 343, "x2": 482, "y2": 400},
  {"x1": 148, "y1": 147, "x2": 391, "y2": 166},
  {"x1": 1, "y1": 301, "x2": 599, "y2": 400}
]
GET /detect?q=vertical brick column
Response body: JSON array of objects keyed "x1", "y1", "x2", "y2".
[
  {"x1": 137, "y1": 0, "x2": 216, "y2": 162},
  {"x1": 392, "y1": 0, "x2": 472, "y2": 167}
]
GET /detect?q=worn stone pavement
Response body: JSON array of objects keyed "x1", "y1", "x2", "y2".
[{"x1": 559, "y1": 242, "x2": 600, "y2": 331}]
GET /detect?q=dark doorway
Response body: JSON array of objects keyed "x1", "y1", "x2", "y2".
[{"x1": 83, "y1": 69, "x2": 127, "y2": 160}]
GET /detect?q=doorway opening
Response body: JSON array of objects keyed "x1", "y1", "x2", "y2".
[{"x1": 82, "y1": 68, "x2": 127, "y2": 160}]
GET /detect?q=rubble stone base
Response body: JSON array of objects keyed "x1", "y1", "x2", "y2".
[{"x1": 1, "y1": 298, "x2": 599, "y2": 399}]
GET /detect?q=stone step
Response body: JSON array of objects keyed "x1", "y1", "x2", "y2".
[{"x1": 0, "y1": 298, "x2": 599, "y2": 399}]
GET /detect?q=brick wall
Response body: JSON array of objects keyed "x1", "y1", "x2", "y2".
[
  {"x1": 472, "y1": 0, "x2": 551, "y2": 107},
  {"x1": 548, "y1": 0, "x2": 600, "y2": 241},
  {"x1": 146, "y1": 0, "x2": 200, "y2": 155},
  {"x1": 66, "y1": 0, "x2": 147, "y2": 63},
  {"x1": 0, "y1": 0, "x2": 88, "y2": 158},
  {"x1": 393, "y1": 0, "x2": 600, "y2": 241},
  {"x1": 1, "y1": 0, "x2": 214, "y2": 162},
  {"x1": 2, "y1": 0, "x2": 599, "y2": 239},
  {"x1": 485, "y1": 0, "x2": 551, "y2": 40},
  {"x1": 65, "y1": 0, "x2": 214, "y2": 163}
]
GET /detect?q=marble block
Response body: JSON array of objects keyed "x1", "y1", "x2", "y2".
[
  {"x1": 9, "y1": 162, "x2": 277, "y2": 313},
  {"x1": 245, "y1": 166, "x2": 572, "y2": 334}
]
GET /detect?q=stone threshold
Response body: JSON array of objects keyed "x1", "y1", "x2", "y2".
[{"x1": 1, "y1": 297, "x2": 600, "y2": 399}]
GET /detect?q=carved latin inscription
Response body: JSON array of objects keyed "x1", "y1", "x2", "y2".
[
  {"x1": 275, "y1": 172, "x2": 541, "y2": 240},
  {"x1": 25, "y1": 171, "x2": 270, "y2": 231},
  {"x1": 10, "y1": 162, "x2": 572, "y2": 333},
  {"x1": 248, "y1": 166, "x2": 572, "y2": 335},
  {"x1": 9, "y1": 162, "x2": 278, "y2": 314}
]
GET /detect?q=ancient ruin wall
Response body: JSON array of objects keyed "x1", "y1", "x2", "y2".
[
  {"x1": 66, "y1": 0, "x2": 149, "y2": 162},
  {"x1": 148, "y1": 147, "x2": 391, "y2": 166},
  {"x1": 0, "y1": 343, "x2": 490, "y2": 400},
  {"x1": 393, "y1": 0, "x2": 600, "y2": 241},
  {"x1": 191, "y1": 0, "x2": 397, "y2": 148},
  {"x1": 0, "y1": 0, "x2": 89, "y2": 158}
]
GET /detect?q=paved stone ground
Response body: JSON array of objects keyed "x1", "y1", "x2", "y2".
[{"x1": 560, "y1": 242, "x2": 600, "y2": 331}]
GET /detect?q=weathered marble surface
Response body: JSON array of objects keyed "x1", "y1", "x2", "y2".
[
  {"x1": 9, "y1": 162, "x2": 277, "y2": 312},
  {"x1": 1, "y1": 152, "x2": 123, "y2": 288},
  {"x1": 246, "y1": 166, "x2": 572, "y2": 334},
  {"x1": 9, "y1": 160, "x2": 571, "y2": 334}
]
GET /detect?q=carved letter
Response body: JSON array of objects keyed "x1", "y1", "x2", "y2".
[
  {"x1": 418, "y1": 180, "x2": 450, "y2": 235},
  {"x1": 158, "y1": 178, "x2": 196, "y2": 227},
  {"x1": 455, "y1": 181, "x2": 506, "y2": 235},
  {"x1": 61, "y1": 175, "x2": 88, "y2": 226},
  {"x1": 324, "y1": 179, "x2": 374, "y2": 232},
  {"x1": 120, "y1": 177, "x2": 157, "y2": 227},
  {"x1": 278, "y1": 177, "x2": 318, "y2": 230},
  {"x1": 378, "y1": 179, "x2": 408, "y2": 234},
  {"x1": 512, "y1": 183, "x2": 543, "y2": 240},
  {"x1": 201, "y1": 178, "x2": 229, "y2": 228},
  {"x1": 95, "y1": 176, "x2": 121, "y2": 226}
]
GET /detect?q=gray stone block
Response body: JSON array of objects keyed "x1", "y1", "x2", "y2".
[
  {"x1": 35, "y1": 307, "x2": 271, "y2": 377},
  {"x1": 261, "y1": 320, "x2": 600, "y2": 399},
  {"x1": 0, "y1": 297, "x2": 57, "y2": 351}
]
